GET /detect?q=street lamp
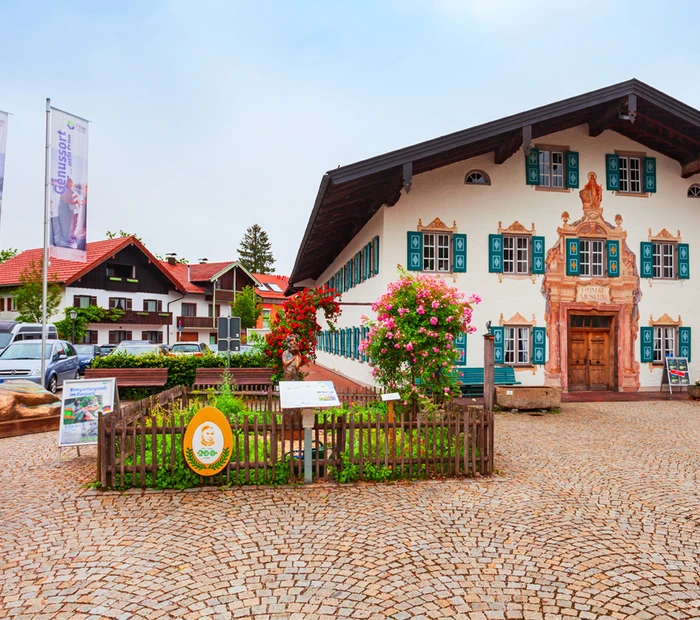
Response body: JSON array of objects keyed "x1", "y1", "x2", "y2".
[{"x1": 69, "y1": 309, "x2": 78, "y2": 344}]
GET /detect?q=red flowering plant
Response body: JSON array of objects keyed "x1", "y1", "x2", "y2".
[
  {"x1": 359, "y1": 271, "x2": 480, "y2": 409},
  {"x1": 264, "y1": 286, "x2": 341, "y2": 381}
]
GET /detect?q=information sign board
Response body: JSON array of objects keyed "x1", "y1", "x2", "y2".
[
  {"x1": 279, "y1": 381, "x2": 340, "y2": 409},
  {"x1": 58, "y1": 378, "x2": 117, "y2": 447},
  {"x1": 665, "y1": 357, "x2": 691, "y2": 389},
  {"x1": 381, "y1": 392, "x2": 401, "y2": 401}
]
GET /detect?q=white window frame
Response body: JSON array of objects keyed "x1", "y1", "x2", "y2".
[
  {"x1": 652, "y1": 242, "x2": 676, "y2": 279},
  {"x1": 653, "y1": 326, "x2": 677, "y2": 363},
  {"x1": 503, "y1": 235, "x2": 530, "y2": 274},
  {"x1": 618, "y1": 155, "x2": 642, "y2": 194},
  {"x1": 464, "y1": 170, "x2": 490, "y2": 185},
  {"x1": 579, "y1": 239, "x2": 605, "y2": 277},
  {"x1": 504, "y1": 326, "x2": 531, "y2": 365},
  {"x1": 263, "y1": 308, "x2": 271, "y2": 329},
  {"x1": 538, "y1": 149, "x2": 565, "y2": 189},
  {"x1": 688, "y1": 184, "x2": 700, "y2": 198},
  {"x1": 422, "y1": 232, "x2": 451, "y2": 273}
]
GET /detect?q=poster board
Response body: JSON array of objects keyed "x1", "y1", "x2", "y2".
[
  {"x1": 278, "y1": 381, "x2": 340, "y2": 409},
  {"x1": 664, "y1": 357, "x2": 691, "y2": 393},
  {"x1": 58, "y1": 378, "x2": 117, "y2": 447}
]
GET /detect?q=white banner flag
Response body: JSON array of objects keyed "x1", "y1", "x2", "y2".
[
  {"x1": 49, "y1": 108, "x2": 88, "y2": 262},
  {"x1": 0, "y1": 111, "x2": 7, "y2": 228}
]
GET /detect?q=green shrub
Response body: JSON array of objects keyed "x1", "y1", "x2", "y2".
[{"x1": 91, "y1": 351, "x2": 272, "y2": 389}]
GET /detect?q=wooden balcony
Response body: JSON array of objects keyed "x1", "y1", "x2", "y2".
[
  {"x1": 177, "y1": 316, "x2": 216, "y2": 329},
  {"x1": 204, "y1": 289, "x2": 236, "y2": 302},
  {"x1": 92, "y1": 310, "x2": 173, "y2": 325}
]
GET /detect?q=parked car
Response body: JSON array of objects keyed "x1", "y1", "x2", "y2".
[
  {"x1": 0, "y1": 321, "x2": 58, "y2": 353},
  {"x1": 74, "y1": 344, "x2": 103, "y2": 375},
  {"x1": 110, "y1": 342, "x2": 169, "y2": 357},
  {"x1": 210, "y1": 344, "x2": 254, "y2": 356},
  {"x1": 0, "y1": 340, "x2": 79, "y2": 393},
  {"x1": 99, "y1": 344, "x2": 116, "y2": 356},
  {"x1": 169, "y1": 342, "x2": 212, "y2": 356}
]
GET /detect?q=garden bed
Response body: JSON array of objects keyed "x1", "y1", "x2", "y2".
[{"x1": 97, "y1": 386, "x2": 493, "y2": 489}]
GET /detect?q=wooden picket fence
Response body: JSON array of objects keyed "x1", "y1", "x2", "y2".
[{"x1": 97, "y1": 386, "x2": 494, "y2": 488}]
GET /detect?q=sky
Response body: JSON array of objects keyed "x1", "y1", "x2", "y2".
[{"x1": 1, "y1": 0, "x2": 698, "y2": 273}]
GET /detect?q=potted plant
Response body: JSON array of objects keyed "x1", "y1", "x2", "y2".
[{"x1": 689, "y1": 380, "x2": 700, "y2": 400}]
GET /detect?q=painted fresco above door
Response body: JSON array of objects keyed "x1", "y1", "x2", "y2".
[{"x1": 541, "y1": 172, "x2": 642, "y2": 391}]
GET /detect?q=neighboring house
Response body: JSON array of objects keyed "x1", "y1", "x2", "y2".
[
  {"x1": 252, "y1": 273, "x2": 289, "y2": 330},
  {"x1": 289, "y1": 79, "x2": 700, "y2": 392},
  {"x1": 161, "y1": 258, "x2": 260, "y2": 345},
  {"x1": 0, "y1": 237, "x2": 185, "y2": 345}
]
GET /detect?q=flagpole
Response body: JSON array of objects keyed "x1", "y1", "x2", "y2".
[{"x1": 41, "y1": 98, "x2": 51, "y2": 388}]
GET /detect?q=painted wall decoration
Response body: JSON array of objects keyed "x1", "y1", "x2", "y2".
[{"x1": 541, "y1": 172, "x2": 642, "y2": 391}]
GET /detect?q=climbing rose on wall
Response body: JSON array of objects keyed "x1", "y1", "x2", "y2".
[
  {"x1": 360, "y1": 271, "x2": 480, "y2": 408},
  {"x1": 264, "y1": 286, "x2": 341, "y2": 382}
]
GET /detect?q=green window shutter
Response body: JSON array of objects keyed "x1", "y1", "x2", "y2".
[
  {"x1": 489, "y1": 234, "x2": 504, "y2": 273},
  {"x1": 407, "y1": 231, "x2": 422, "y2": 271},
  {"x1": 532, "y1": 327, "x2": 546, "y2": 364},
  {"x1": 329, "y1": 275, "x2": 335, "y2": 291},
  {"x1": 363, "y1": 245, "x2": 370, "y2": 280},
  {"x1": 566, "y1": 238, "x2": 580, "y2": 276},
  {"x1": 679, "y1": 326, "x2": 691, "y2": 361},
  {"x1": 678, "y1": 243, "x2": 690, "y2": 279},
  {"x1": 360, "y1": 327, "x2": 366, "y2": 363},
  {"x1": 490, "y1": 326, "x2": 505, "y2": 364},
  {"x1": 640, "y1": 327, "x2": 654, "y2": 363},
  {"x1": 335, "y1": 331, "x2": 339, "y2": 355},
  {"x1": 532, "y1": 236, "x2": 546, "y2": 274},
  {"x1": 455, "y1": 332, "x2": 467, "y2": 367},
  {"x1": 640, "y1": 242, "x2": 654, "y2": 278},
  {"x1": 607, "y1": 240, "x2": 620, "y2": 277},
  {"x1": 565, "y1": 151, "x2": 579, "y2": 189},
  {"x1": 348, "y1": 328, "x2": 353, "y2": 358},
  {"x1": 453, "y1": 233, "x2": 467, "y2": 273},
  {"x1": 525, "y1": 149, "x2": 540, "y2": 185},
  {"x1": 606, "y1": 154, "x2": 620, "y2": 191},
  {"x1": 325, "y1": 331, "x2": 329, "y2": 352},
  {"x1": 644, "y1": 157, "x2": 657, "y2": 193},
  {"x1": 341, "y1": 329, "x2": 346, "y2": 356},
  {"x1": 354, "y1": 327, "x2": 360, "y2": 359},
  {"x1": 355, "y1": 253, "x2": 361, "y2": 285},
  {"x1": 373, "y1": 236, "x2": 380, "y2": 275}
]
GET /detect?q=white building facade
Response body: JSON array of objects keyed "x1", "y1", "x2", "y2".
[{"x1": 290, "y1": 80, "x2": 700, "y2": 392}]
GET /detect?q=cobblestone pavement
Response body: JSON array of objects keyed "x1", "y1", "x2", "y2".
[{"x1": 2, "y1": 401, "x2": 700, "y2": 619}]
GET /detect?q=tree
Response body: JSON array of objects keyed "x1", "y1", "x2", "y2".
[
  {"x1": 106, "y1": 230, "x2": 142, "y2": 242},
  {"x1": 237, "y1": 224, "x2": 275, "y2": 274},
  {"x1": 231, "y1": 286, "x2": 263, "y2": 331},
  {"x1": 14, "y1": 261, "x2": 63, "y2": 323},
  {"x1": 0, "y1": 248, "x2": 18, "y2": 263}
]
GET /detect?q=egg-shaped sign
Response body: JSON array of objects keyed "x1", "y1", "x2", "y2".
[{"x1": 183, "y1": 406, "x2": 233, "y2": 476}]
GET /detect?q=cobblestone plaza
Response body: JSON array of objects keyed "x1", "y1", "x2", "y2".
[{"x1": 1, "y1": 401, "x2": 699, "y2": 619}]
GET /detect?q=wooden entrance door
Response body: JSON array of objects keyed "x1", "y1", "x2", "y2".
[{"x1": 568, "y1": 315, "x2": 614, "y2": 391}]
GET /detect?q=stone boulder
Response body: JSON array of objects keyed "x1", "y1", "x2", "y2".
[{"x1": 0, "y1": 380, "x2": 61, "y2": 421}]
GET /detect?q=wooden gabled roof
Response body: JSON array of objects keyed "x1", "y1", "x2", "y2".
[{"x1": 288, "y1": 79, "x2": 700, "y2": 292}]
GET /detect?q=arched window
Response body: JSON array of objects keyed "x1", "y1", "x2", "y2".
[
  {"x1": 464, "y1": 170, "x2": 490, "y2": 185},
  {"x1": 688, "y1": 184, "x2": 700, "y2": 198}
]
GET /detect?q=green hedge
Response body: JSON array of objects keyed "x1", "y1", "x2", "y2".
[{"x1": 91, "y1": 352, "x2": 272, "y2": 389}]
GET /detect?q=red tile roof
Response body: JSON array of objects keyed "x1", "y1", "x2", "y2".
[
  {"x1": 253, "y1": 273, "x2": 290, "y2": 300},
  {"x1": 0, "y1": 237, "x2": 185, "y2": 291}
]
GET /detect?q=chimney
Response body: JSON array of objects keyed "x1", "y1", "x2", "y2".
[
  {"x1": 198, "y1": 257, "x2": 209, "y2": 265},
  {"x1": 166, "y1": 252, "x2": 178, "y2": 266}
]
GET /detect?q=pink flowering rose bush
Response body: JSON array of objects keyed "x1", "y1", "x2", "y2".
[{"x1": 359, "y1": 271, "x2": 480, "y2": 409}]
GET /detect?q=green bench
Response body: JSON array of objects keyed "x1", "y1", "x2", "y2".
[{"x1": 454, "y1": 366, "x2": 521, "y2": 396}]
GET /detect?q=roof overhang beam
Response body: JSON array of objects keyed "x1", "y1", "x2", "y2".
[
  {"x1": 681, "y1": 154, "x2": 700, "y2": 178},
  {"x1": 494, "y1": 127, "x2": 528, "y2": 165},
  {"x1": 588, "y1": 97, "x2": 629, "y2": 137}
]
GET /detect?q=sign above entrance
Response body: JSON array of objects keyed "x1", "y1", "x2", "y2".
[{"x1": 575, "y1": 284, "x2": 611, "y2": 304}]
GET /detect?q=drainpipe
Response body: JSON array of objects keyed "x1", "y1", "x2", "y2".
[{"x1": 166, "y1": 293, "x2": 186, "y2": 346}]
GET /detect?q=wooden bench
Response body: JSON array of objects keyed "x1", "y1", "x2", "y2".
[
  {"x1": 193, "y1": 367, "x2": 274, "y2": 391},
  {"x1": 84, "y1": 368, "x2": 168, "y2": 389},
  {"x1": 455, "y1": 366, "x2": 521, "y2": 396}
]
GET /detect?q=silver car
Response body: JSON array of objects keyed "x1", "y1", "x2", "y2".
[{"x1": 0, "y1": 340, "x2": 80, "y2": 393}]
